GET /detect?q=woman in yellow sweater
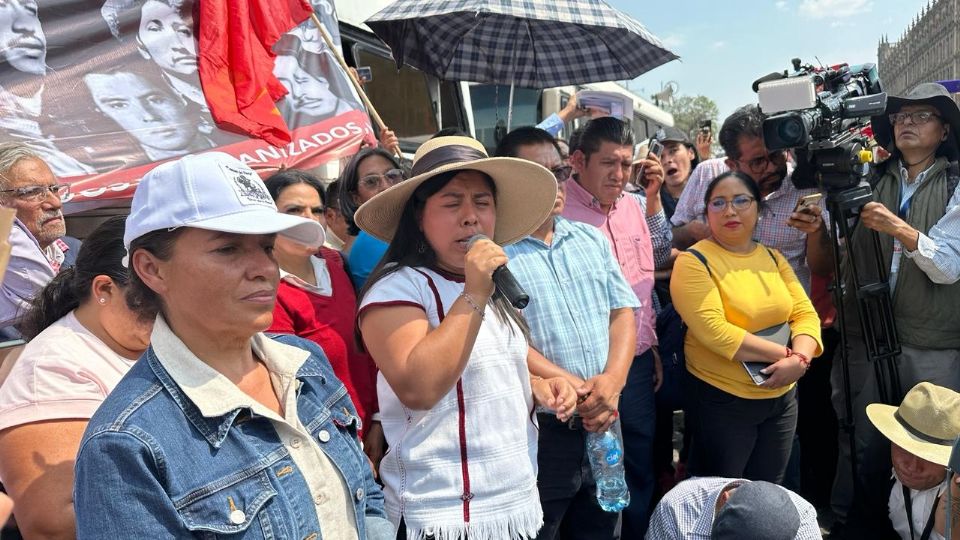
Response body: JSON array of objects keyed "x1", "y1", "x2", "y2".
[{"x1": 671, "y1": 171, "x2": 822, "y2": 483}]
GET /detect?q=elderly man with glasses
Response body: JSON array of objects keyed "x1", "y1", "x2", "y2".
[
  {"x1": 832, "y1": 82, "x2": 960, "y2": 539},
  {"x1": 0, "y1": 142, "x2": 74, "y2": 329}
]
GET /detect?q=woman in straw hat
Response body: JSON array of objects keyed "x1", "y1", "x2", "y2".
[
  {"x1": 356, "y1": 136, "x2": 578, "y2": 540},
  {"x1": 73, "y1": 153, "x2": 393, "y2": 539},
  {"x1": 866, "y1": 382, "x2": 960, "y2": 540}
]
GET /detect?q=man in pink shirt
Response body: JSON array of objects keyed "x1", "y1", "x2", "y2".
[{"x1": 562, "y1": 117, "x2": 667, "y2": 538}]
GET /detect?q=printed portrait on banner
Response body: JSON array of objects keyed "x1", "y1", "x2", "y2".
[{"x1": 0, "y1": 0, "x2": 374, "y2": 204}]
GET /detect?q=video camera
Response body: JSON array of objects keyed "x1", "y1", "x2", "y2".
[
  {"x1": 754, "y1": 58, "x2": 887, "y2": 191},
  {"x1": 754, "y1": 60, "x2": 904, "y2": 441}
]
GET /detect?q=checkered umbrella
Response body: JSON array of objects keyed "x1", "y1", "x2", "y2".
[{"x1": 365, "y1": 0, "x2": 679, "y2": 89}]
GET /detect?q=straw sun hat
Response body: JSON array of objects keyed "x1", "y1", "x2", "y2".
[
  {"x1": 354, "y1": 136, "x2": 558, "y2": 245},
  {"x1": 866, "y1": 381, "x2": 960, "y2": 466}
]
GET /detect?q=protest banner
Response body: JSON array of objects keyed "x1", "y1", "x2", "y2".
[{"x1": 0, "y1": 0, "x2": 375, "y2": 205}]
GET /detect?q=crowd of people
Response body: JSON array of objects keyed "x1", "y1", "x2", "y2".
[{"x1": 0, "y1": 80, "x2": 957, "y2": 540}]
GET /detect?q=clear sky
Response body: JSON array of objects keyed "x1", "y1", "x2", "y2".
[{"x1": 607, "y1": 0, "x2": 933, "y2": 121}]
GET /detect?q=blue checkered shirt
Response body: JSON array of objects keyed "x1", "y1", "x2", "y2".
[
  {"x1": 505, "y1": 217, "x2": 640, "y2": 380},
  {"x1": 646, "y1": 477, "x2": 822, "y2": 539}
]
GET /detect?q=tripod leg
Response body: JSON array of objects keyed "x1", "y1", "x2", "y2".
[{"x1": 829, "y1": 206, "x2": 859, "y2": 491}]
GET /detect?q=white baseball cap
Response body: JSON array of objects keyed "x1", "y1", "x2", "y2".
[{"x1": 123, "y1": 152, "x2": 324, "y2": 264}]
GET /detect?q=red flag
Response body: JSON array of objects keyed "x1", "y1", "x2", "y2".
[{"x1": 198, "y1": 0, "x2": 313, "y2": 147}]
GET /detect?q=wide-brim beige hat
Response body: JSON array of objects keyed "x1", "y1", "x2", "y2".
[
  {"x1": 355, "y1": 136, "x2": 558, "y2": 245},
  {"x1": 866, "y1": 381, "x2": 960, "y2": 466}
]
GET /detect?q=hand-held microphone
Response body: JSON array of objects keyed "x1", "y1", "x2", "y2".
[{"x1": 467, "y1": 234, "x2": 530, "y2": 309}]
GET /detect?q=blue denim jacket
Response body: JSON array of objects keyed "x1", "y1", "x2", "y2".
[{"x1": 74, "y1": 333, "x2": 392, "y2": 539}]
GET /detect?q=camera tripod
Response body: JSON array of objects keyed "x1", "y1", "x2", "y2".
[{"x1": 824, "y1": 179, "x2": 903, "y2": 486}]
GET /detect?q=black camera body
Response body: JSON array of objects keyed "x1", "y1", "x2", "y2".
[{"x1": 755, "y1": 59, "x2": 887, "y2": 191}]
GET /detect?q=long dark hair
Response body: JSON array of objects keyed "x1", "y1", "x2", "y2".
[
  {"x1": 21, "y1": 216, "x2": 129, "y2": 339},
  {"x1": 358, "y1": 170, "x2": 530, "y2": 343},
  {"x1": 338, "y1": 147, "x2": 402, "y2": 236}
]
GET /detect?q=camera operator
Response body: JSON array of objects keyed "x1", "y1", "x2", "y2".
[
  {"x1": 671, "y1": 105, "x2": 834, "y2": 292},
  {"x1": 832, "y1": 82, "x2": 960, "y2": 537}
]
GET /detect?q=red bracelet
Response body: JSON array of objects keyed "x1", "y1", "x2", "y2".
[{"x1": 792, "y1": 351, "x2": 811, "y2": 369}]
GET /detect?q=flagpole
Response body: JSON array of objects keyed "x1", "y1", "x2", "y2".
[{"x1": 309, "y1": 13, "x2": 399, "y2": 157}]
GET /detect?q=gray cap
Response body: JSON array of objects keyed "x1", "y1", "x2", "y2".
[
  {"x1": 658, "y1": 125, "x2": 691, "y2": 145},
  {"x1": 712, "y1": 481, "x2": 801, "y2": 540}
]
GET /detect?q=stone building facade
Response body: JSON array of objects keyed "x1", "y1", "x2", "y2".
[{"x1": 878, "y1": 0, "x2": 960, "y2": 103}]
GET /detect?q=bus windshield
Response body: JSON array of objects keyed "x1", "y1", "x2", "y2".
[{"x1": 469, "y1": 85, "x2": 541, "y2": 149}]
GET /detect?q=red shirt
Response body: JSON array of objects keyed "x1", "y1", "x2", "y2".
[{"x1": 269, "y1": 248, "x2": 378, "y2": 433}]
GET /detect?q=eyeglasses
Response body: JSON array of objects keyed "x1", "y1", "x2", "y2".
[
  {"x1": 0, "y1": 184, "x2": 70, "y2": 202},
  {"x1": 550, "y1": 165, "x2": 573, "y2": 183},
  {"x1": 889, "y1": 111, "x2": 941, "y2": 126},
  {"x1": 359, "y1": 169, "x2": 405, "y2": 191},
  {"x1": 707, "y1": 195, "x2": 756, "y2": 213},
  {"x1": 736, "y1": 151, "x2": 786, "y2": 174}
]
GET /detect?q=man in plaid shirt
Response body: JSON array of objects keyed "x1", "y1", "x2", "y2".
[
  {"x1": 670, "y1": 105, "x2": 833, "y2": 292},
  {"x1": 647, "y1": 478, "x2": 822, "y2": 539},
  {"x1": 496, "y1": 127, "x2": 640, "y2": 540}
]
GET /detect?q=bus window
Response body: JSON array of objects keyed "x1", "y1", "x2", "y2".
[
  {"x1": 633, "y1": 120, "x2": 649, "y2": 142},
  {"x1": 354, "y1": 46, "x2": 447, "y2": 147},
  {"x1": 469, "y1": 84, "x2": 540, "y2": 149},
  {"x1": 438, "y1": 80, "x2": 463, "y2": 132}
]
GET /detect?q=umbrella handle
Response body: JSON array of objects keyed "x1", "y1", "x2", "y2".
[
  {"x1": 507, "y1": 82, "x2": 514, "y2": 132},
  {"x1": 308, "y1": 13, "x2": 400, "y2": 158}
]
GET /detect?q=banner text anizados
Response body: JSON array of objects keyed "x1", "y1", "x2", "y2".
[{"x1": 0, "y1": 0, "x2": 374, "y2": 206}]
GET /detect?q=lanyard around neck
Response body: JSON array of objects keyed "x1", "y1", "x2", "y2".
[{"x1": 903, "y1": 484, "x2": 941, "y2": 540}]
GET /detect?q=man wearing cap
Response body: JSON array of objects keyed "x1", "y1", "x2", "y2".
[
  {"x1": 647, "y1": 477, "x2": 822, "y2": 539},
  {"x1": 0, "y1": 142, "x2": 74, "y2": 330},
  {"x1": 864, "y1": 382, "x2": 960, "y2": 540},
  {"x1": 636, "y1": 126, "x2": 700, "y2": 222},
  {"x1": 495, "y1": 126, "x2": 640, "y2": 539},
  {"x1": 832, "y1": 82, "x2": 960, "y2": 532}
]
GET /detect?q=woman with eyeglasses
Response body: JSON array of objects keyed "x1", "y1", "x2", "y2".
[
  {"x1": 669, "y1": 171, "x2": 822, "y2": 484},
  {"x1": 265, "y1": 169, "x2": 384, "y2": 472},
  {"x1": 338, "y1": 147, "x2": 406, "y2": 289}
]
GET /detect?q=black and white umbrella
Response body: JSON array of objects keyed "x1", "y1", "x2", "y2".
[{"x1": 366, "y1": 0, "x2": 678, "y2": 128}]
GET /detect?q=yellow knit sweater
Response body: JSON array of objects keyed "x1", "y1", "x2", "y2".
[{"x1": 670, "y1": 240, "x2": 823, "y2": 399}]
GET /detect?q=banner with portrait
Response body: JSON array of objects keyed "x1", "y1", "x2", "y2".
[{"x1": 0, "y1": 0, "x2": 375, "y2": 206}]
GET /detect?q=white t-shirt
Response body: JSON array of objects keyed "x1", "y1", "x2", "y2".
[
  {"x1": 0, "y1": 311, "x2": 137, "y2": 432},
  {"x1": 359, "y1": 266, "x2": 542, "y2": 540},
  {"x1": 889, "y1": 473, "x2": 947, "y2": 540}
]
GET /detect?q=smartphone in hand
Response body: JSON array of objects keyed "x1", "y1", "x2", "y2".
[
  {"x1": 700, "y1": 119, "x2": 712, "y2": 136},
  {"x1": 636, "y1": 140, "x2": 664, "y2": 187},
  {"x1": 356, "y1": 66, "x2": 373, "y2": 83},
  {"x1": 794, "y1": 193, "x2": 823, "y2": 213}
]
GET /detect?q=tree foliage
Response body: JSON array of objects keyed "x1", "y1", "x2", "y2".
[{"x1": 658, "y1": 94, "x2": 720, "y2": 141}]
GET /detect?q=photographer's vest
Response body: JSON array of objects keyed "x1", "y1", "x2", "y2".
[{"x1": 842, "y1": 157, "x2": 960, "y2": 349}]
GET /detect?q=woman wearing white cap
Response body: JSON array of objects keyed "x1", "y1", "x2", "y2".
[
  {"x1": 355, "y1": 136, "x2": 578, "y2": 540},
  {"x1": 73, "y1": 153, "x2": 393, "y2": 539}
]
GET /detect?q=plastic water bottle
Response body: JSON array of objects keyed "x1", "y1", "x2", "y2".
[{"x1": 586, "y1": 417, "x2": 630, "y2": 512}]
